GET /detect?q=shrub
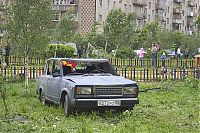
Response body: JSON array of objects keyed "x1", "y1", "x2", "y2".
[
  {"x1": 45, "y1": 44, "x2": 75, "y2": 58},
  {"x1": 116, "y1": 47, "x2": 135, "y2": 59}
]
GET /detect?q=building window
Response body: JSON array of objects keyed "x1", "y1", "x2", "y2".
[
  {"x1": 99, "y1": 0, "x2": 102, "y2": 7},
  {"x1": 107, "y1": 0, "x2": 110, "y2": 9},
  {"x1": 113, "y1": 1, "x2": 116, "y2": 8},
  {"x1": 168, "y1": 7, "x2": 169, "y2": 13},
  {"x1": 167, "y1": 18, "x2": 169, "y2": 24},
  {"x1": 124, "y1": 4, "x2": 127, "y2": 11},
  {"x1": 149, "y1": 2, "x2": 151, "y2": 9},
  {"x1": 148, "y1": 14, "x2": 150, "y2": 22},
  {"x1": 99, "y1": 14, "x2": 102, "y2": 22},
  {"x1": 152, "y1": 10, "x2": 154, "y2": 17}
]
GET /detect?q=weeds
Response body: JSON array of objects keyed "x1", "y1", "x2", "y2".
[{"x1": 0, "y1": 79, "x2": 199, "y2": 132}]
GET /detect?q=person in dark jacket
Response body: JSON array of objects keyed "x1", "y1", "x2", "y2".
[{"x1": 5, "y1": 44, "x2": 10, "y2": 66}]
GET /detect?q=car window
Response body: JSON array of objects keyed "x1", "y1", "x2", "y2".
[
  {"x1": 46, "y1": 60, "x2": 53, "y2": 75},
  {"x1": 52, "y1": 60, "x2": 61, "y2": 75}
]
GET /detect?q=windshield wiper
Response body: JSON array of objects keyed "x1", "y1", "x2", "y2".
[
  {"x1": 98, "y1": 73, "x2": 111, "y2": 76},
  {"x1": 83, "y1": 73, "x2": 95, "y2": 76}
]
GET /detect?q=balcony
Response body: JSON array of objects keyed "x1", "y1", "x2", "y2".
[
  {"x1": 173, "y1": 8, "x2": 182, "y2": 14},
  {"x1": 52, "y1": 4, "x2": 78, "y2": 12},
  {"x1": 155, "y1": 15, "x2": 166, "y2": 22},
  {"x1": 172, "y1": 19, "x2": 182, "y2": 24},
  {"x1": 187, "y1": 21, "x2": 195, "y2": 26},
  {"x1": 188, "y1": 1, "x2": 195, "y2": 7},
  {"x1": 132, "y1": 0, "x2": 147, "y2": 6},
  {"x1": 173, "y1": 0, "x2": 183, "y2": 3},
  {"x1": 155, "y1": 3, "x2": 165, "y2": 10},
  {"x1": 134, "y1": 12, "x2": 146, "y2": 20},
  {"x1": 187, "y1": 12, "x2": 195, "y2": 17}
]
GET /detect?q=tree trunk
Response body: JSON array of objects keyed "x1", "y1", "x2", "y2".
[
  {"x1": 24, "y1": 55, "x2": 29, "y2": 95},
  {"x1": 105, "y1": 41, "x2": 108, "y2": 53}
]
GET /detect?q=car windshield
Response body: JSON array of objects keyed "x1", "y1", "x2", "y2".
[{"x1": 61, "y1": 60, "x2": 118, "y2": 76}]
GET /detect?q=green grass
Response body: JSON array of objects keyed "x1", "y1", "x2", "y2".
[{"x1": 0, "y1": 80, "x2": 199, "y2": 133}]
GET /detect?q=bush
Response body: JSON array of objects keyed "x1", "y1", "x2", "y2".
[
  {"x1": 116, "y1": 47, "x2": 135, "y2": 59},
  {"x1": 184, "y1": 76, "x2": 199, "y2": 89},
  {"x1": 45, "y1": 44, "x2": 75, "y2": 58}
]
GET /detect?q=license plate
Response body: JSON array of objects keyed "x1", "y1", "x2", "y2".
[{"x1": 97, "y1": 100, "x2": 121, "y2": 106}]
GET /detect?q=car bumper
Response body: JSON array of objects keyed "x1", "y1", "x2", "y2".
[{"x1": 71, "y1": 98, "x2": 139, "y2": 108}]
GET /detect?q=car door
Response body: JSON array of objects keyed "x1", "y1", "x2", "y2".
[
  {"x1": 45, "y1": 60, "x2": 53, "y2": 99},
  {"x1": 48, "y1": 60, "x2": 62, "y2": 103}
]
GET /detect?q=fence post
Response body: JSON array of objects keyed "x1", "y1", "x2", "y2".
[
  {"x1": 42, "y1": 67, "x2": 45, "y2": 75},
  {"x1": 4, "y1": 67, "x2": 6, "y2": 77},
  {"x1": 174, "y1": 69, "x2": 176, "y2": 80},
  {"x1": 155, "y1": 68, "x2": 158, "y2": 81},
  {"x1": 146, "y1": 68, "x2": 149, "y2": 81},
  {"x1": 14, "y1": 67, "x2": 16, "y2": 77},
  {"x1": 124, "y1": 68, "x2": 126, "y2": 78},
  {"x1": 33, "y1": 67, "x2": 35, "y2": 79},
  {"x1": 140, "y1": 68, "x2": 142, "y2": 81},
  {"x1": 30, "y1": 67, "x2": 32, "y2": 79},
  {"x1": 143, "y1": 68, "x2": 146, "y2": 81}
]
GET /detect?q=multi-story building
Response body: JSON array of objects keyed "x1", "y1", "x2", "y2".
[{"x1": 0, "y1": 0, "x2": 196, "y2": 36}]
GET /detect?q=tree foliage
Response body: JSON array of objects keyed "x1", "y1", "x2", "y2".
[
  {"x1": 4, "y1": 0, "x2": 52, "y2": 95},
  {"x1": 45, "y1": 44, "x2": 74, "y2": 58},
  {"x1": 54, "y1": 9, "x2": 76, "y2": 42},
  {"x1": 4, "y1": 0, "x2": 52, "y2": 57}
]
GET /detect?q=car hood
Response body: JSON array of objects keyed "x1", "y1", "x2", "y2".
[{"x1": 64, "y1": 75, "x2": 136, "y2": 86}]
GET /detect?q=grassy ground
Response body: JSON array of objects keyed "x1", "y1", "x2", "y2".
[{"x1": 0, "y1": 79, "x2": 199, "y2": 133}]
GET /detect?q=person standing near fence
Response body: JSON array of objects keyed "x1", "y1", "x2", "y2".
[
  {"x1": 139, "y1": 48, "x2": 145, "y2": 67},
  {"x1": 5, "y1": 44, "x2": 10, "y2": 66},
  {"x1": 177, "y1": 47, "x2": 182, "y2": 60},
  {"x1": 160, "y1": 52, "x2": 166, "y2": 67},
  {"x1": 185, "y1": 48, "x2": 189, "y2": 59},
  {"x1": 151, "y1": 43, "x2": 157, "y2": 67}
]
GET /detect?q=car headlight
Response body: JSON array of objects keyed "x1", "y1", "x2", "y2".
[
  {"x1": 123, "y1": 87, "x2": 138, "y2": 95},
  {"x1": 76, "y1": 87, "x2": 92, "y2": 94}
]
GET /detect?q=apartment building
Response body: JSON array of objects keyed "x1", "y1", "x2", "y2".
[{"x1": 53, "y1": 0, "x2": 200, "y2": 35}]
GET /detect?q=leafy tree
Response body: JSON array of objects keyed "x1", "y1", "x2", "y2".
[
  {"x1": 104, "y1": 9, "x2": 127, "y2": 52},
  {"x1": 196, "y1": 16, "x2": 200, "y2": 34},
  {"x1": 122, "y1": 13, "x2": 138, "y2": 49},
  {"x1": 54, "y1": 9, "x2": 76, "y2": 42},
  {"x1": 45, "y1": 44, "x2": 74, "y2": 58},
  {"x1": 104, "y1": 9, "x2": 138, "y2": 56},
  {"x1": 139, "y1": 21, "x2": 161, "y2": 48},
  {"x1": 4, "y1": 0, "x2": 52, "y2": 95}
]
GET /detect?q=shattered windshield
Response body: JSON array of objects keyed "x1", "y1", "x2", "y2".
[{"x1": 61, "y1": 60, "x2": 118, "y2": 76}]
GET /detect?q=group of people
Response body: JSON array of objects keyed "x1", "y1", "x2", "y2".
[
  {"x1": 138, "y1": 42, "x2": 163, "y2": 67},
  {"x1": 137, "y1": 43, "x2": 199, "y2": 68}
]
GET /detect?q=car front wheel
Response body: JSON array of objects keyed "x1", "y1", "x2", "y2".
[{"x1": 64, "y1": 95, "x2": 72, "y2": 116}]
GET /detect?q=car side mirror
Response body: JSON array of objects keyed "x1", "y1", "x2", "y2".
[{"x1": 52, "y1": 72, "x2": 61, "y2": 77}]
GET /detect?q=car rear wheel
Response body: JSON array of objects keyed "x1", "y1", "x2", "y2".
[{"x1": 64, "y1": 95, "x2": 72, "y2": 116}]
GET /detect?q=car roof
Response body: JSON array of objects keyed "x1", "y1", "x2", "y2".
[{"x1": 47, "y1": 58, "x2": 109, "y2": 63}]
